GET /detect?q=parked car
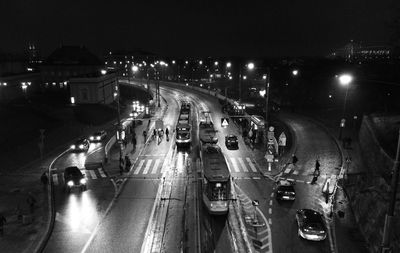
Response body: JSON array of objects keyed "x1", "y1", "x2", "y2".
[
  {"x1": 275, "y1": 179, "x2": 296, "y2": 201},
  {"x1": 63, "y1": 166, "x2": 87, "y2": 193},
  {"x1": 225, "y1": 134, "x2": 239, "y2": 149},
  {"x1": 70, "y1": 138, "x2": 90, "y2": 152},
  {"x1": 89, "y1": 130, "x2": 107, "y2": 142},
  {"x1": 295, "y1": 209, "x2": 327, "y2": 241}
]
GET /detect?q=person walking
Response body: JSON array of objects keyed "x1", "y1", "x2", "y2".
[
  {"x1": 124, "y1": 155, "x2": 132, "y2": 172},
  {"x1": 153, "y1": 129, "x2": 157, "y2": 141},
  {"x1": 40, "y1": 172, "x2": 48, "y2": 188},
  {"x1": 0, "y1": 214, "x2": 6, "y2": 237},
  {"x1": 143, "y1": 130, "x2": 147, "y2": 143},
  {"x1": 119, "y1": 156, "x2": 124, "y2": 175},
  {"x1": 165, "y1": 127, "x2": 169, "y2": 141},
  {"x1": 315, "y1": 159, "x2": 320, "y2": 173},
  {"x1": 292, "y1": 154, "x2": 298, "y2": 165}
]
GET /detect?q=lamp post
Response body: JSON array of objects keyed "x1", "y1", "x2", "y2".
[
  {"x1": 337, "y1": 74, "x2": 353, "y2": 140},
  {"x1": 238, "y1": 62, "x2": 254, "y2": 103}
]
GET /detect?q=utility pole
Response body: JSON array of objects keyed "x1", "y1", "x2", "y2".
[
  {"x1": 115, "y1": 72, "x2": 123, "y2": 160},
  {"x1": 381, "y1": 129, "x2": 400, "y2": 253},
  {"x1": 238, "y1": 64, "x2": 242, "y2": 103},
  {"x1": 264, "y1": 67, "x2": 271, "y2": 145}
]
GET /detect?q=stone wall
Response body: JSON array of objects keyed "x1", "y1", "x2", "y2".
[{"x1": 346, "y1": 115, "x2": 399, "y2": 253}]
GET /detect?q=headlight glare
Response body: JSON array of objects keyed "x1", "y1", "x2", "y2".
[{"x1": 67, "y1": 181, "x2": 74, "y2": 187}]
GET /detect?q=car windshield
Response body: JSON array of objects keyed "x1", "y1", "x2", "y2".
[
  {"x1": 177, "y1": 133, "x2": 189, "y2": 139},
  {"x1": 94, "y1": 132, "x2": 102, "y2": 136},
  {"x1": 65, "y1": 168, "x2": 81, "y2": 177},
  {"x1": 304, "y1": 211, "x2": 323, "y2": 224},
  {"x1": 278, "y1": 186, "x2": 294, "y2": 192}
]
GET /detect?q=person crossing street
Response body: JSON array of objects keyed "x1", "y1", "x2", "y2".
[{"x1": 165, "y1": 127, "x2": 169, "y2": 141}]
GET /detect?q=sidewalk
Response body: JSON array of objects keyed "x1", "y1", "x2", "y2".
[{"x1": 103, "y1": 96, "x2": 168, "y2": 183}]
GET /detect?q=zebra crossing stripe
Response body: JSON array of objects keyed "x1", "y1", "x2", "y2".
[
  {"x1": 284, "y1": 168, "x2": 292, "y2": 174},
  {"x1": 88, "y1": 170, "x2": 97, "y2": 179},
  {"x1": 238, "y1": 158, "x2": 249, "y2": 172},
  {"x1": 246, "y1": 157, "x2": 258, "y2": 172},
  {"x1": 134, "y1": 160, "x2": 146, "y2": 174},
  {"x1": 230, "y1": 157, "x2": 240, "y2": 172},
  {"x1": 52, "y1": 174, "x2": 59, "y2": 185},
  {"x1": 98, "y1": 168, "x2": 107, "y2": 178},
  {"x1": 293, "y1": 170, "x2": 299, "y2": 175},
  {"x1": 151, "y1": 159, "x2": 161, "y2": 174},
  {"x1": 142, "y1": 159, "x2": 152, "y2": 174}
]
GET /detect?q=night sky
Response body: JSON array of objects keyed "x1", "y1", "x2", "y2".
[{"x1": 0, "y1": 0, "x2": 398, "y2": 57}]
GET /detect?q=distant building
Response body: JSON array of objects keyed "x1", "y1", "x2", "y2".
[
  {"x1": 0, "y1": 53, "x2": 27, "y2": 77},
  {"x1": 26, "y1": 42, "x2": 42, "y2": 70},
  {"x1": 329, "y1": 40, "x2": 399, "y2": 62},
  {"x1": 41, "y1": 45, "x2": 103, "y2": 88},
  {"x1": 69, "y1": 71, "x2": 117, "y2": 104}
]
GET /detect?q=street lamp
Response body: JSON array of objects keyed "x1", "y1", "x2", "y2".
[
  {"x1": 292, "y1": 69, "x2": 299, "y2": 76},
  {"x1": 337, "y1": 73, "x2": 353, "y2": 140},
  {"x1": 247, "y1": 62, "x2": 255, "y2": 70},
  {"x1": 226, "y1": 62, "x2": 231, "y2": 68}
]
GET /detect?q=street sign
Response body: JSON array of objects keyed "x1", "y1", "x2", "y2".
[
  {"x1": 252, "y1": 200, "x2": 259, "y2": 206},
  {"x1": 264, "y1": 153, "x2": 274, "y2": 162},
  {"x1": 221, "y1": 118, "x2": 229, "y2": 127},
  {"x1": 278, "y1": 132, "x2": 287, "y2": 146},
  {"x1": 156, "y1": 119, "x2": 164, "y2": 130},
  {"x1": 340, "y1": 118, "x2": 346, "y2": 128}
]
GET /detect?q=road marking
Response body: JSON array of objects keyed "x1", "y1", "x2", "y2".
[
  {"x1": 253, "y1": 177, "x2": 261, "y2": 180},
  {"x1": 269, "y1": 208, "x2": 272, "y2": 214},
  {"x1": 88, "y1": 170, "x2": 97, "y2": 179},
  {"x1": 269, "y1": 200, "x2": 273, "y2": 206},
  {"x1": 284, "y1": 168, "x2": 291, "y2": 174},
  {"x1": 238, "y1": 158, "x2": 249, "y2": 172},
  {"x1": 134, "y1": 160, "x2": 145, "y2": 174},
  {"x1": 269, "y1": 218, "x2": 272, "y2": 224},
  {"x1": 98, "y1": 168, "x2": 106, "y2": 178},
  {"x1": 270, "y1": 193, "x2": 274, "y2": 198},
  {"x1": 52, "y1": 174, "x2": 59, "y2": 185},
  {"x1": 296, "y1": 180, "x2": 304, "y2": 183},
  {"x1": 293, "y1": 170, "x2": 299, "y2": 175},
  {"x1": 230, "y1": 157, "x2": 240, "y2": 172},
  {"x1": 246, "y1": 157, "x2": 258, "y2": 172},
  {"x1": 151, "y1": 159, "x2": 161, "y2": 174},
  {"x1": 142, "y1": 159, "x2": 152, "y2": 174}
]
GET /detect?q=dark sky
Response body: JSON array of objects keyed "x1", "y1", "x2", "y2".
[{"x1": 0, "y1": 0, "x2": 398, "y2": 58}]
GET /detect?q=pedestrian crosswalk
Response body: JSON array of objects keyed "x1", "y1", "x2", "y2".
[
  {"x1": 52, "y1": 167, "x2": 108, "y2": 186},
  {"x1": 227, "y1": 157, "x2": 259, "y2": 173},
  {"x1": 133, "y1": 158, "x2": 164, "y2": 175}
]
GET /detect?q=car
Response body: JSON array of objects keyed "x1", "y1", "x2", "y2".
[
  {"x1": 89, "y1": 130, "x2": 107, "y2": 142},
  {"x1": 295, "y1": 209, "x2": 327, "y2": 241},
  {"x1": 275, "y1": 179, "x2": 296, "y2": 201},
  {"x1": 225, "y1": 134, "x2": 239, "y2": 149},
  {"x1": 63, "y1": 166, "x2": 87, "y2": 192},
  {"x1": 70, "y1": 138, "x2": 90, "y2": 152}
]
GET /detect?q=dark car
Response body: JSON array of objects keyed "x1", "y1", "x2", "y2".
[
  {"x1": 295, "y1": 209, "x2": 327, "y2": 241},
  {"x1": 63, "y1": 166, "x2": 87, "y2": 192},
  {"x1": 70, "y1": 138, "x2": 90, "y2": 152},
  {"x1": 225, "y1": 134, "x2": 239, "y2": 149},
  {"x1": 89, "y1": 130, "x2": 107, "y2": 142},
  {"x1": 275, "y1": 179, "x2": 296, "y2": 201}
]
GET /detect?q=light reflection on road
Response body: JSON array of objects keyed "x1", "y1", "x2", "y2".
[{"x1": 64, "y1": 191, "x2": 99, "y2": 233}]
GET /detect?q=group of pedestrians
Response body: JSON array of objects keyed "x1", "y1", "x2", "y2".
[
  {"x1": 143, "y1": 127, "x2": 170, "y2": 144},
  {"x1": 290, "y1": 154, "x2": 321, "y2": 185}
]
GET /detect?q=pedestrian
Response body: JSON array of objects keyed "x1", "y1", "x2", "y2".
[
  {"x1": 119, "y1": 156, "x2": 124, "y2": 175},
  {"x1": 124, "y1": 155, "x2": 131, "y2": 172},
  {"x1": 165, "y1": 127, "x2": 169, "y2": 141},
  {"x1": 315, "y1": 159, "x2": 320, "y2": 172},
  {"x1": 0, "y1": 214, "x2": 6, "y2": 236},
  {"x1": 41, "y1": 172, "x2": 48, "y2": 187},
  {"x1": 292, "y1": 154, "x2": 298, "y2": 165},
  {"x1": 143, "y1": 130, "x2": 147, "y2": 143},
  {"x1": 153, "y1": 129, "x2": 157, "y2": 140},
  {"x1": 26, "y1": 193, "x2": 36, "y2": 214}
]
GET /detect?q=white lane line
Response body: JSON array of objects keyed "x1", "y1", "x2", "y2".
[
  {"x1": 269, "y1": 208, "x2": 272, "y2": 214},
  {"x1": 284, "y1": 168, "x2": 292, "y2": 174},
  {"x1": 230, "y1": 157, "x2": 240, "y2": 172},
  {"x1": 246, "y1": 157, "x2": 258, "y2": 172},
  {"x1": 269, "y1": 218, "x2": 272, "y2": 224},
  {"x1": 52, "y1": 174, "x2": 59, "y2": 185},
  {"x1": 269, "y1": 200, "x2": 273, "y2": 206},
  {"x1": 296, "y1": 180, "x2": 305, "y2": 183},
  {"x1": 142, "y1": 159, "x2": 153, "y2": 174},
  {"x1": 134, "y1": 160, "x2": 145, "y2": 174},
  {"x1": 88, "y1": 170, "x2": 97, "y2": 179},
  {"x1": 238, "y1": 158, "x2": 249, "y2": 172},
  {"x1": 293, "y1": 170, "x2": 299, "y2": 175},
  {"x1": 98, "y1": 168, "x2": 107, "y2": 178},
  {"x1": 253, "y1": 177, "x2": 261, "y2": 180},
  {"x1": 270, "y1": 193, "x2": 274, "y2": 198},
  {"x1": 151, "y1": 159, "x2": 161, "y2": 174}
]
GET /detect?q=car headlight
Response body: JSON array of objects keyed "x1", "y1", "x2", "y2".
[
  {"x1": 90, "y1": 136, "x2": 94, "y2": 140},
  {"x1": 70, "y1": 145, "x2": 76, "y2": 149},
  {"x1": 96, "y1": 136, "x2": 101, "y2": 140},
  {"x1": 79, "y1": 144, "x2": 84, "y2": 149},
  {"x1": 80, "y1": 178, "x2": 87, "y2": 184},
  {"x1": 67, "y1": 180, "x2": 74, "y2": 187}
]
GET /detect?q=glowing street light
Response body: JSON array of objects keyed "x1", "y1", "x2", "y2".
[
  {"x1": 338, "y1": 74, "x2": 353, "y2": 86},
  {"x1": 226, "y1": 62, "x2": 231, "y2": 68},
  {"x1": 101, "y1": 69, "x2": 107, "y2": 75},
  {"x1": 132, "y1": 65, "x2": 139, "y2": 72},
  {"x1": 292, "y1": 69, "x2": 299, "y2": 76},
  {"x1": 247, "y1": 62, "x2": 255, "y2": 70},
  {"x1": 214, "y1": 61, "x2": 218, "y2": 66},
  {"x1": 337, "y1": 73, "x2": 353, "y2": 140}
]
